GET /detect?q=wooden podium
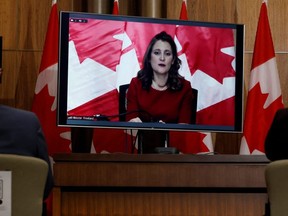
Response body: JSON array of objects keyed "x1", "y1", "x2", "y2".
[{"x1": 52, "y1": 154, "x2": 270, "y2": 216}]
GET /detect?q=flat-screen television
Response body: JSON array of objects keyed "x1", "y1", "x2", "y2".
[{"x1": 57, "y1": 11, "x2": 244, "y2": 132}]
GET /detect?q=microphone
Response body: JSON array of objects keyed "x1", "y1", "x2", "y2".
[
  {"x1": 94, "y1": 114, "x2": 110, "y2": 121},
  {"x1": 94, "y1": 110, "x2": 142, "y2": 121}
]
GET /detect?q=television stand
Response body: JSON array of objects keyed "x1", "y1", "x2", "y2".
[
  {"x1": 138, "y1": 130, "x2": 179, "y2": 154},
  {"x1": 154, "y1": 147, "x2": 179, "y2": 154}
]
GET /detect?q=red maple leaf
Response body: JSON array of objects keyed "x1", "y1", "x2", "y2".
[
  {"x1": 244, "y1": 83, "x2": 283, "y2": 153},
  {"x1": 68, "y1": 89, "x2": 119, "y2": 120},
  {"x1": 93, "y1": 128, "x2": 136, "y2": 153},
  {"x1": 176, "y1": 25, "x2": 235, "y2": 83},
  {"x1": 170, "y1": 131, "x2": 209, "y2": 153},
  {"x1": 33, "y1": 86, "x2": 71, "y2": 155},
  {"x1": 197, "y1": 96, "x2": 235, "y2": 126},
  {"x1": 69, "y1": 19, "x2": 124, "y2": 72}
]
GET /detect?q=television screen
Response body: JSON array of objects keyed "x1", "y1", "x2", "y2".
[{"x1": 58, "y1": 11, "x2": 244, "y2": 132}]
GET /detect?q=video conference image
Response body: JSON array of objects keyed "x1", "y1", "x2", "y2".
[{"x1": 58, "y1": 13, "x2": 244, "y2": 132}]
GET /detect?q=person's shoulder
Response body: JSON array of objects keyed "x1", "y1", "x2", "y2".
[
  {"x1": 129, "y1": 77, "x2": 141, "y2": 86},
  {"x1": 130, "y1": 77, "x2": 139, "y2": 82},
  {"x1": 179, "y1": 78, "x2": 192, "y2": 88},
  {"x1": 0, "y1": 105, "x2": 37, "y2": 120},
  {"x1": 275, "y1": 108, "x2": 288, "y2": 118},
  {"x1": 277, "y1": 107, "x2": 288, "y2": 113}
]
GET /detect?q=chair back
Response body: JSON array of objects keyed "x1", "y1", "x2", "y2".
[
  {"x1": 0, "y1": 154, "x2": 48, "y2": 216},
  {"x1": 119, "y1": 84, "x2": 130, "y2": 121},
  {"x1": 265, "y1": 159, "x2": 288, "y2": 216},
  {"x1": 191, "y1": 88, "x2": 198, "y2": 124}
]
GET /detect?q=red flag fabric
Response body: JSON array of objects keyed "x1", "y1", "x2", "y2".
[
  {"x1": 91, "y1": 0, "x2": 137, "y2": 154},
  {"x1": 169, "y1": 0, "x2": 214, "y2": 154},
  {"x1": 179, "y1": 0, "x2": 188, "y2": 20},
  {"x1": 240, "y1": 0, "x2": 284, "y2": 154},
  {"x1": 32, "y1": 1, "x2": 71, "y2": 215},
  {"x1": 32, "y1": 1, "x2": 71, "y2": 156},
  {"x1": 113, "y1": 0, "x2": 119, "y2": 15}
]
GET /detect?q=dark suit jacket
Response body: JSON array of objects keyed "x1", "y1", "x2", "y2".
[
  {"x1": 265, "y1": 108, "x2": 288, "y2": 161},
  {"x1": 0, "y1": 105, "x2": 53, "y2": 199}
]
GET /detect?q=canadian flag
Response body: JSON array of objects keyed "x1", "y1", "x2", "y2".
[
  {"x1": 91, "y1": 0, "x2": 137, "y2": 154},
  {"x1": 240, "y1": 0, "x2": 284, "y2": 154},
  {"x1": 179, "y1": 0, "x2": 188, "y2": 20},
  {"x1": 113, "y1": 0, "x2": 119, "y2": 15},
  {"x1": 31, "y1": 1, "x2": 71, "y2": 215},
  {"x1": 169, "y1": 0, "x2": 214, "y2": 153},
  {"x1": 32, "y1": 0, "x2": 71, "y2": 156}
]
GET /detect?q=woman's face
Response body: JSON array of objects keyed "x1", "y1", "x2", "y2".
[{"x1": 150, "y1": 40, "x2": 174, "y2": 75}]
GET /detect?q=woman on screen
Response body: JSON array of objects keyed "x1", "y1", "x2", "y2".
[{"x1": 126, "y1": 31, "x2": 195, "y2": 124}]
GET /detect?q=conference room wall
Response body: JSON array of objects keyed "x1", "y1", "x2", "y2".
[{"x1": 0, "y1": 0, "x2": 287, "y2": 154}]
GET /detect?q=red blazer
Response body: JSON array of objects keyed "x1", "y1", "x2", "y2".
[{"x1": 126, "y1": 77, "x2": 193, "y2": 123}]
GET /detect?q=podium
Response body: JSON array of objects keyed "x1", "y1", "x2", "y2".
[{"x1": 52, "y1": 154, "x2": 269, "y2": 216}]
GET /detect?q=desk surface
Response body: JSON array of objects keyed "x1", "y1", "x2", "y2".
[
  {"x1": 53, "y1": 153, "x2": 270, "y2": 163},
  {"x1": 53, "y1": 154, "x2": 270, "y2": 188}
]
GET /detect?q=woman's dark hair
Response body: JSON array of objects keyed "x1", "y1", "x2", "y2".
[{"x1": 137, "y1": 31, "x2": 183, "y2": 91}]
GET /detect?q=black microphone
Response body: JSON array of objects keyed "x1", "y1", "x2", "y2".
[
  {"x1": 94, "y1": 114, "x2": 110, "y2": 121},
  {"x1": 94, "y1": 110, "x2": 150, "y2": 122}
]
